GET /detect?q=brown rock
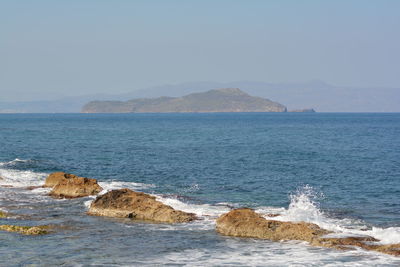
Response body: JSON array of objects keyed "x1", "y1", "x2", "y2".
[
  {"x1": 216, "y1": 209, "x2": 400, "y2": 257},
  {"x1": 49, "y1": 176, "x2": 102, "y2": 198},
  {"x1": 44, "y1": 172, "x2": 76, "y2": 187},
  {"x1": 369, "y1": 243, "x2": 400, "y2": 257},
  {"x1": 311, "y1": 236, "x2": 379, "y2": 250},
  {"x1": 312, "y1": 236, "x2": 400, "y2": 256},
  {"x1": 216, "y1": 208, "x2": 329, "y2": 242},
  {"x1": 88, "y1": 188, "x2": 197, "y2": 223},
  {"x1": 0, "y1": 225, "x2": 49, "y2": 235}
]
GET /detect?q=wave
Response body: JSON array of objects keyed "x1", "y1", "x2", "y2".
[
  {"x1": 268, "y1": 185, "x2": 400, "y2": 245},
  {"x1": 1, "y1": 159, "x2": 399, "y2": 245},
  {"x1": 85, "y1": 181, "x2": 400, "y2": 245},
  {"x1": 0, "y1": 167, "x2": 47, "y2": 187}
]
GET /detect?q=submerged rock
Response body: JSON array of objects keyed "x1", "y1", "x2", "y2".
[
  {"x1": 44, "y1": 172, "x2": 102, "y2": 198},
  {"x1": 88, "y1": 188, "x2": 197, "y2": 223},
  {"x1": 216, "y1": 209, "x2": 400, "y2": 257},
  {"x1": 0, "y1": 225, "x2": 49, "y2": 235},
  {"x1": 312, "y1": 236, "x2": 400, "y2": 256},
  {"x1": 216, "y1": 208, "x2": 329, "y2": 242}
]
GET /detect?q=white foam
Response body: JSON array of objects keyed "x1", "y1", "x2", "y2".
[
  {"x1": 270, "y1": 185, "x2": 400, "y2": 245},
  {"x1": 0, "y1": 168, "x2": 47, "y2": 187},
  {"x1": 152, "y1": 238, "x2": 400, "y2": 266},
  {"x1": 0, "y1": 158, "x2": 28, "y2": 166},
  {"x1": 98, "y1": 180, "x2": 155, "y2": 193},
  {"x1": 156, "y1": 196, "x2": 231, "y2": 218}
]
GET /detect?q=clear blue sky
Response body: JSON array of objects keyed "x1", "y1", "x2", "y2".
[{"x1": 1, "y1": 0, "x2": 399, "y2": 101}]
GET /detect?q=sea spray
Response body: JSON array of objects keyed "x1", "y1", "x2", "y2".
[{"x1": 273, "y1": 185, "x2": 400, "y2": 244}]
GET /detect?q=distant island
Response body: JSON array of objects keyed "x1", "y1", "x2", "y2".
[{"x1": 81, "y1": 88, "x2": 291, "y2": 113}]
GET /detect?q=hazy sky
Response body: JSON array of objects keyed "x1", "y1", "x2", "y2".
[{"x1": 1, "y1": 0, "x2": 400, "y2": 101}]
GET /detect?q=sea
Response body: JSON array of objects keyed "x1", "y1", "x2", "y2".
[{"x1": 0, "y1": 113, "x2": 399, "y2": 266}]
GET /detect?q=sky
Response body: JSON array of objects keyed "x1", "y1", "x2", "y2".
[{"x1": 1, "y1": 0, "x2": 400, "y2": 101}]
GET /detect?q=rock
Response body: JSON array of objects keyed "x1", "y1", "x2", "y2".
[
  {"x1": 312, "y1": 236, "x2": 400, "y2": 256},
  {"x1": 49, "y1": 176, "x2": 103, "y2": 198},
  {"x1": 216, "y1": 209, "x2": 400, "y2": 257},
  {"x1": 311, "y1": 236, "x2": 379, "y2": 250},
  {"x1": 44, "y1": 172, "x2": 76, "y2": 187},
  {"x1": 88, "y1": 188, "x2": 197, "y2": 223},
  {"x1": 0, "y1": 211, "x2": 7, "y2": 218},
  {"x1": 44, "y1": 172, "x2": 103, "y2": 198},
  {"x1": 0, "y1": 225, "x2": 49, "y2": 235},
  {"x1": 369, "y1": 243, "x2": 400, "y2": 257},
  {"x1": 216, "y1": 208, "x2": 329, "y2": 242}
]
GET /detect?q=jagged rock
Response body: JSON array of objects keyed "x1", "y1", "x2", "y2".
[
  {"x1": 0, "y1": 225, "x2": 49, "y2": 235},
  {"x1": 44, "y1": 172, "x2": 103, "y2": 198},
  {"x1": 311, "y1": 236, "x2": 379, "y2": 250},
  {"x1": 216, "y1": 208, "x2": 329, "y2": 242},
  {"x1": 49, "y1": 176, "x2": 103, "y2": 198},
  {"x1": 369, "y1": 243, "x2": 400, "y2": 257},
  {"x1": 312, "y1": 236, "x2": 400, "y2": 256},
  {"x1": 44, "y1": 172, "x2": 77, "y2": 187},
  {"x1": 216, "y1": 209, "x2": 400, "y2": 257},
  {"x1": 88, "y1": 188, "x2": 197, "y2": 223}
]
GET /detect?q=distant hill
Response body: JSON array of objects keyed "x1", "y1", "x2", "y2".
[
  {"x1": 1, "y1": 80, "x2": 399, "y2": 113},
  {"x1": 81, "y1": 88, "x2": 287, "y2": 113}
]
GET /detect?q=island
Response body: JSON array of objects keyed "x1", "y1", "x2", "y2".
[{"x1": 81, "y1": 88, "x2": 288, "y2": 113}]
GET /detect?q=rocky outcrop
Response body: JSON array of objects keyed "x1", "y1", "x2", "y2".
[
  {"x1": 44, "y1": 172, "x2": 76, "y2": 187},
  {"x1": 82, "y1": 88, "x2": 287, "y2": 113},
  {"x1": 0, "y1": 225, "x2": 49, "y2": 235},
  {"x1": 216, "y1": 208, "x2": 329, "y2": 242},
  {"x1": 88, "y1": 189, "x2": 196, "y2": 223},
  {"x1": 216, "y1": 208, "x2": 400, "y2": 257},
  {"x1": 312, "y1": 236, "x2": 400, "y2": 256},
  {"x1": 49, "y1": 176, "x2": 103, "y2": 199},
  {"x1": 45, "y1": 172, "x2": 103, "y2": 198}
]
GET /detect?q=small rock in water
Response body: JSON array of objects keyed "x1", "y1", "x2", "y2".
[
  {"x1": 0, "y1": 225, "x2": 49, "y2": 235},
  {"x1": 216, "y1": 208, "x2": 400, "y2": 257},
  {"x1": 216, "y1": 208, "x2": 329, "y2": 242},
  {"x1": 45, "y1": 172, "x2": 103, "y2": 198},
  {"x1": 88, "y1": 188, "x2": 197, "y2": 223}
]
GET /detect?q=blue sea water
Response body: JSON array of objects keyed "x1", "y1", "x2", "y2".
[{"x1": 0, "y1": 113, "x2": 399, "y2": 266}]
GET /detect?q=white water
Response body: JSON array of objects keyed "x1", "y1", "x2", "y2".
[
  {"x1": 1, "y1": 160, "x2": 400, "y2": 250},
  {"x1": 268, "y1": 185, "x2": 400, "y2": 245}
]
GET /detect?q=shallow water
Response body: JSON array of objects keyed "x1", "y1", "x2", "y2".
[{"x1": 0, "y1": 113, "x2": 399, "y2": 266}]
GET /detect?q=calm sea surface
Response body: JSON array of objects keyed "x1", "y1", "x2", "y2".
[{"x1": 0, "y1": 113, "x2": 399, "y2": 266}]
